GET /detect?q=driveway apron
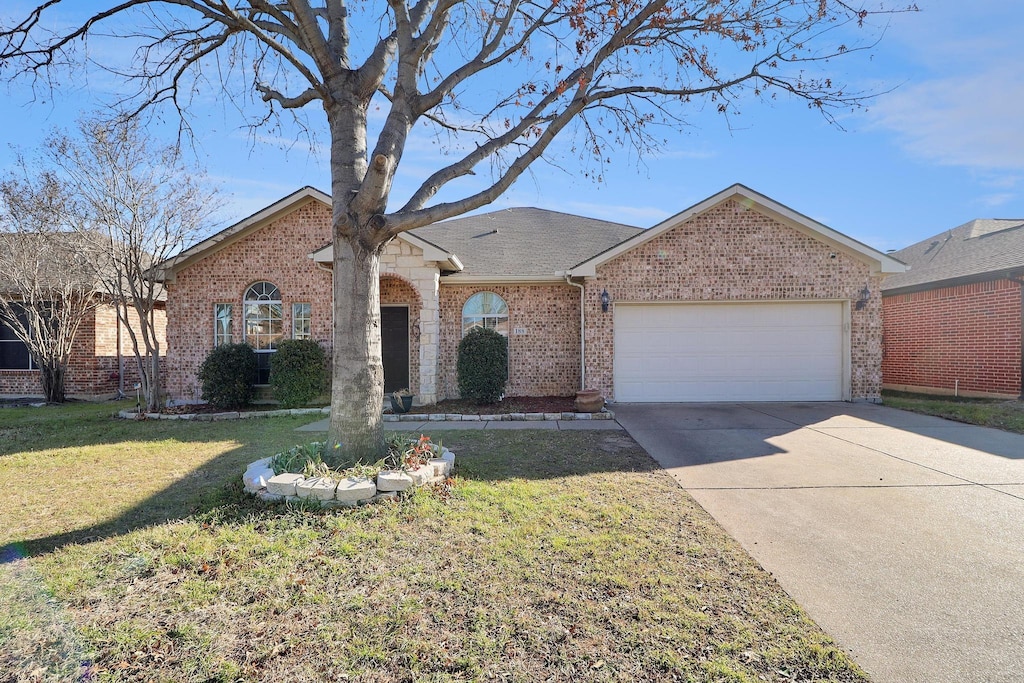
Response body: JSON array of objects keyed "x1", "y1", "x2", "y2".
[{"x1": 614, "y1": 402, "x2": 1024, "y2": 683}]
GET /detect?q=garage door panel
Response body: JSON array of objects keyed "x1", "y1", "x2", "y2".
[{"x1": 614, "y1": 302, "x2": 844, "y2": 402}]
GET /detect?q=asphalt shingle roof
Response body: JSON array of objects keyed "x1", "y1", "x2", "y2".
[
  {"x1": 881, "y1": 219, "x2": 1024, "y2": 292},
  {"x1": 410, "y1": 207, "x2": 642, "y2": 278}
]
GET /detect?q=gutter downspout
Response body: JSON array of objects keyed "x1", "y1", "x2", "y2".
[{"x1": 564, "y1": 273, "x2": 586, "y2": 390}]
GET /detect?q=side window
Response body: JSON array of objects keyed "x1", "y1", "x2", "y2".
[
  {"x1": 213, "y1": 303, "x2": 233, "y2": 346},
  {"x1": 461, "y1": 291, "x2": 509, "y2": 337},
  {"x1": 0, "y1": 307, "x2": 34, "y2": 370},
  {"x1": 243, "y1": 282, "x2": 282, "y2": 384},
  {"x1": 292, "y1": 303, "x2": 312, "y2": 340}
]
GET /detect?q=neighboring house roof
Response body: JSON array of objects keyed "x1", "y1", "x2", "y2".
[
  {"x1": 881, "y1": 219, "x2": 1024, "y2": 294},
  {"x1": 0, "y1": 230, "x2": 107, "y2": 293},
  {"x1": 569, "y1": 183, "x2": 907, "y2": 277},
  {"x1": 409, "y1": 207, "x2": 642, "y2": 281}
]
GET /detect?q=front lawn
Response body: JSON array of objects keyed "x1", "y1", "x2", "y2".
[
  {"x1": 0, "y1": 402, "x2": 866, "y2": 682},
  {"x1": 882, "y1": 390, "x2": 1024, "y2": 434}
]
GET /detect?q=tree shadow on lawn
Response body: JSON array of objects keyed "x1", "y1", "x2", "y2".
[{"x1": 2, "y1": 408, "x2": 661, "y2": 559}]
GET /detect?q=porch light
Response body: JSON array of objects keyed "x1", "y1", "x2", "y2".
[
  {"x1": 855, "y1": 286, "x2": 871, "y2": 311},
  {"x1": 600, "y1": 288, "x2": 610, "y2": 312}
]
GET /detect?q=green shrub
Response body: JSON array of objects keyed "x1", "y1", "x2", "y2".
[
  {"x1": 457, "y1": 327, "x2": 508, "y2": 404},
  {"x1": 270, "y1": 339, "x2": 328, "y2": 408},
  {"x1": 197, "y1": 343, "x2": 257, "y2": 409}
]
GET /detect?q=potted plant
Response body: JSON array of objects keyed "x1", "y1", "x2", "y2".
[{"x1": 389, "y1": 388, "x2": 414, "y2": 413}]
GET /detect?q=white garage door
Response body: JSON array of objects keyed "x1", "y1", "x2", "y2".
[{"x1": 614, "y1": 302, "x2": 844, "y2": 402}]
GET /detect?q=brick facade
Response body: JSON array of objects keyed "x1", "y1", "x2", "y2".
[
  {"x1": 165, "y1": 199, "x2": 334, "y2": 401},
  {"x1": 584, "y1": 199, "x2": 884, "y2": 401},
  {"x1": 164, "y1": 192, "x2": 892, "y2": 406},
  {"x1": 438, "y1": 284, "x2": 581, "y2": 399},
  {"x1": 0, "y1": 301, "x2": 166, "y2": 399},
  {"x1": 882, "y1": 279, "x2": 1023, "y2": 398}
]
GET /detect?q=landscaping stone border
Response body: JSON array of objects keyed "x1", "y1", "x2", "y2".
[
  {"x1": 118, "y1": 406, "x2": 614, "y2": 422},
  {"x1": 242, "y1": 448, "x2": 456, "y2": 508},
  {"x1": 118, "y1": 407, "x2": 329, "y2": 421}
]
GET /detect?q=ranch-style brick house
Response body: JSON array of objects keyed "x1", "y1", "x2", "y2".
[
  {"x1": 157, "y1": 184, "x2": 904, "y2": 405},
  {"x1": 882, "y1": 219, "x2": 1024, "y2": 399}
]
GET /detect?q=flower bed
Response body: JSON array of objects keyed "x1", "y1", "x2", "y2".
[{"x1": 242, "y1": 436, "x2": 455, "y2": 508}]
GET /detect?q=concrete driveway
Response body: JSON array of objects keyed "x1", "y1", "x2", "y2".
[{"x1": 614, "y1": 402, "x2": 1024, "y2": 683}]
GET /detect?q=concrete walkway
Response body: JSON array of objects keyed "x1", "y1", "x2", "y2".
[
  {"x1": 297, "y1": 417, "x2": 622, "y2": 432},
  {"x1": 614, "y1": 401, "x2": 1024, "y2": 683}
]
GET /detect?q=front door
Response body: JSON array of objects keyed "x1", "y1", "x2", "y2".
[{"x1": 381, "y1": 306, "x2": 410, "y2": 394}]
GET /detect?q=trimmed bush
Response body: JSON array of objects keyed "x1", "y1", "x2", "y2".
[
  {"x1": 457, "y1": 327, "x2": 508, "y2": 404},
  {"x1": 270, "y1": 339, "x2": 328, "y2": 408},
  {"x1": 197, "y1": 343, "x2": 257, "y2": 409}
]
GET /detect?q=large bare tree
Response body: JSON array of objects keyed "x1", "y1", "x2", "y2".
[
  {"x1": 0, "y1": 173, "x2": 101, "y2": 403},
  {"x1": 0, "y1": 0, "x2": 911, "y2": 457},
  {"x1": 43, "y1": 117, "x2": 220, "y2": 413}
]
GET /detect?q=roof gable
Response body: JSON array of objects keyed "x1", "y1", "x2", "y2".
[
  {"x1": 568, "y1": 184, "x2": 906, "y2": 277},
  {"x1": 156, "y1": 187, "x2": 459, "y2": 280}
]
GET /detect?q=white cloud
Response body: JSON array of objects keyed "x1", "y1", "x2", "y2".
[{"x1": 868, "y1": 67, "x2": 1024, "y2": 171}]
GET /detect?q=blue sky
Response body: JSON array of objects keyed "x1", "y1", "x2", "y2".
[{"x1": 1, "y1": 1, "x2": 1022, "y2": 254}]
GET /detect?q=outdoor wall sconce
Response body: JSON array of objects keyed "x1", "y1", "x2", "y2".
[
  {"x1": 600, "y1": 288, "x2": 610, "y2": 312},
  {"x1": 855, "y1": 286, "x2": 871, "y2": 311}
]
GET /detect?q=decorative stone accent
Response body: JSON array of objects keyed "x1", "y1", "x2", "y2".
[
  {"x1": 461, "y1": 414, "x2": 480, "y2": 421},
  {"x1": 244, "y1": 446, "x2": 458, "y2": 507},
  {"x1": 407, "y1": 465, "x2": 433, "y2": 487},
  {"x1": 444, "y1": 414, "x2": 462, "y2": 421},
  {"x1": 243, "y1": 462, "x2": 275, "y2": 493},
  {"x1": 376, "y1": 470, "x2": 414, "y2": 492},
  {"x1": 525, "y1": 412, "x2": 544, "y2": 421},
  {"x1": 428, "y1": 413, "x2": 446, "y2": 421},
  {"x1": 296, "y1": 477, "x2": 338, "y2": 501},
  {"x1": 335, "y1": 476, "x2": 377, "y2": 503},
  {"x1": 266, "y1": 473, "x2": 305, "y2": 496}
]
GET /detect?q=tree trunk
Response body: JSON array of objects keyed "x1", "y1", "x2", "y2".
[
  {"x1": 40, "y1": 363, "x2": 66, "y2": 403},
  {"x1": 328, "y1": 237, "x2": 385, "y2": 461}
]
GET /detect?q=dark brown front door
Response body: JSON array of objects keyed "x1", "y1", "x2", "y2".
[{"x1": 381, "y1": 306, "x2": 410, "y2": 394}]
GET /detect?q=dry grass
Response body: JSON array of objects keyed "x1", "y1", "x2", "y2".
[
  {"x1": 0, "y1": 403, "x2": 867, "y2": 682},
  {"x1": 883, "y1": 390, "x2": 1024, "y2": 434}
]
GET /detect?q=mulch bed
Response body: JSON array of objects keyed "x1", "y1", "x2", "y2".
[
  {"x1": 154, "y1": 396, "x2": 579, "y2": 416},
  {"x1": 392, "y1": 395, "x2": 576, "y2": 415}
]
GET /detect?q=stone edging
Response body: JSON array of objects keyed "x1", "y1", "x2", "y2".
[
  {"x1": 384, "y1": 410, "x2": 614, "y2": 422},
  {"x1": 119, "y1": 406, "x2": 614, "y2": 422},
  {"x1": 242, "y1": 448, "x2": 455, "y2": 508},
  {"x1": 119, "y1": 407, "x2": 329, "y2": 421}
]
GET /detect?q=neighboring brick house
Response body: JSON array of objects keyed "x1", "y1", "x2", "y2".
[
  {"x1": 882, "y1": 219, "x2": 1024, "y2": 399},
  {"x1": 157, "y1": 184, "x2": 903, "y2": 405},
  {"x1": 0, "y1": 300, "x2": 166, "y2": 399}
]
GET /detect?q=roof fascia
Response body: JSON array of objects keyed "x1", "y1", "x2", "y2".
[
  {"x1": 568, "y1": 184, "x2": 907, "y2": 277},
  {"x1": 439, "y1": 274, "x2": 566, "y2": 285},
  {"x1": 882, "y1": 268, "x2": 1024, "y2": 296}
]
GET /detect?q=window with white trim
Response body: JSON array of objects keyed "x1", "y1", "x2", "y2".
[
  {"x1": 213, "y1": 303, "x2": 233, "y2": 346},
  {"x1": 462, "y1": 291, "x2": 509, "y2": 337},
  {"x1": 292, "y1": 303, "x2": 311, "y2": 340},
  {"x1": 244, "y1": 282, "x2": 283, "y2": 384}
]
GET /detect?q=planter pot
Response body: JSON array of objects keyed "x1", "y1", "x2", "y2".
[
  {"x1": 574, "y1": 389, "x2": 604, "y2": 413},
  {"x1": 390, "y1": 394, "x2": 414, "y2": 413}
]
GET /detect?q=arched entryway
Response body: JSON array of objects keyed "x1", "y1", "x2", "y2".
[{"x1": 380, "y1": 275, "x2": 422, "y2": 397}]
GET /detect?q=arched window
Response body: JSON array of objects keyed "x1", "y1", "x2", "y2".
[
  {"x1": 461, "y1": 291, "x2": 509, "y2": 337},
  {"x1": 244, "y1": 281, "x2": 282, "y2": 384}
]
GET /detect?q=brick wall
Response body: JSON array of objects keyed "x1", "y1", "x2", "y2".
[
  {"x1": 438, "y1": 284, "x2": 581, "y2": 399},
  {"x1": 882, "y1": 279, "x2": 1022, "y2": 397},
  {"x1": 165, "y1": 199, "x2": 334, "y2": 401},
  {"x1": 0, "y1": 300, "x2": 166, "y2": 399},
  {"x1": 585, "y1": 199, "x2": 883, "y2": 400}
]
